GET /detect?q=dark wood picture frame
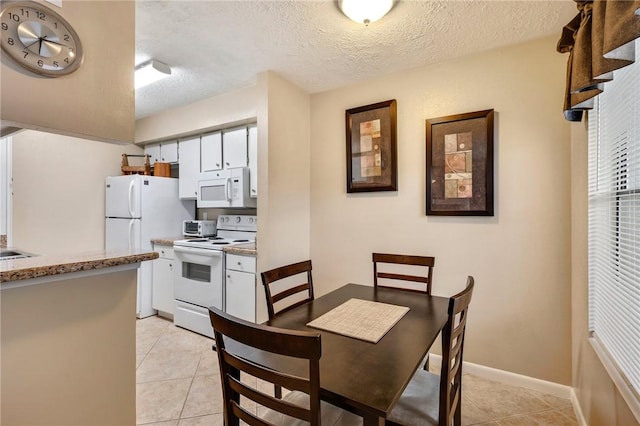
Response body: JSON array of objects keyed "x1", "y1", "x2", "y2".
[
  {"x1": 346, "y1": 99, "x2": 397, "y2": 193},
  {"x1": 426, "y1": 109, "x2": 494, "y2": 216}
]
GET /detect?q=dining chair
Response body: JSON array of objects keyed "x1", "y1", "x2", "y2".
[
  {"x1": 261, "y1": 259, "x2": 315, "y2": 320},
  {"x1": 385, "y1": 276, "x2": 475, "y2": 426},
  {"x1": 208, "y1": 307, "x2": 362, "y2": 426},
  {"x1": 372, "y1": 253, "x2": 435, "y2": 294},
  {"x1": 373, "y1": 252, "x2": 436, "y2": 370}
]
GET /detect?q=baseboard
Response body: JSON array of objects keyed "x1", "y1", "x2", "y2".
[
  {"x1": 428, "y1": 354, "x2": 572, "y2": 398},
  {"x1": 570, "y1": 388, "x2": 588, "y2": 426}
]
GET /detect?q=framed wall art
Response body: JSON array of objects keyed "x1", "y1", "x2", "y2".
[
  {"x1": 426, "y1": 109, "x2": 494, "y2": 216},
  {"x1": 346, "y1": 99, "x2": 397, "y2": 193}
]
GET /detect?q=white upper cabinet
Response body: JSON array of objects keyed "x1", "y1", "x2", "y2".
[
  {"x1": 178, "y1": 136, "x2": 200, "y2": 200},
  {"x1": 161, "y1": 141, "x2": 179, "y2": 163},
  {"x1": 144, "y1": 143, "x2": 160, "y2": 163},
  {"x1": 145, "y1": 141, "x2": 178, "y2": 164},
  {"x1": 201, "y1": 132, "x2": 223, "y2": 172},
  {"x1": 248, "y1": 124, "x2": 258, "y2": 198},
  {"x1": 222, "y1": 127, "x2": 248, "y2": 169}
]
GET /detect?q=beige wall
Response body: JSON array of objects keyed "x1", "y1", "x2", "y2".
[
  {"x1": 257, "y1": 72, "x2": 311, "y2": 274},
  {"x1": 570, "y1": 117, "x2": 640, "y2": 425},
  {"x1": 135, "y1": 84, "x2": 261, "y2": 143},
  {"x1": 1, "y1": 269, "x2": 137, "y2": 425},
  {"x1": 309, "y1": 36, "x2": 572, "y2": 385},
  {"x1": 11, "y1": 130, "x2": 141, "y2": 255},
  {"x1": 0, "y1": 1, "x2": 134, "y2": 143}
]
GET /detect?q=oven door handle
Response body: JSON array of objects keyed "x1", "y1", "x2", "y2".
[{"x1": 173, "y1": 245, "x2": 224, "y2": 259}]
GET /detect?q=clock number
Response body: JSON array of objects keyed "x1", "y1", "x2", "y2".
[
  {"x1": 53, "y1": 61, "x2": 59, "y2": 68},
  {"x1": 53, "y1": 22, "x2": 58, "y2": 29},
  {"x1": 8, "y1": 12, "x2": 20, "y2": 22},
  {"x1": 19, "y1": 8, "x2": 29, "y2": 18},
  {"x1": 37, "y1": 59, "x2": 44, "y2": 68},
  {"x1": 1, "y1": 23, "x2": 8, "y2": 31},
  {"x1": 63, "y1": 34, "x2": 70, "y2": 42},
  {"x1": 64, "y1": 57, "x2": 69, "y2": 64},
  {"x1": 7, "y1": 37, "x2": 14, "y2": 46},
  {"x1": 36, "y1": 11, "x2": 45, "y2": 20},
  {"x1": 22, "y1": 50, "x2": 29, "y2": 59}
]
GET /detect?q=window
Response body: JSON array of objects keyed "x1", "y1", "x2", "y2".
[{"x1": 588, "y1": 39, "x2": 640, "y2": 413}]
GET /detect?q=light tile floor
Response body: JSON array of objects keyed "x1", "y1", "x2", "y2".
[{"x1": 136, "y1": 315, "x2": 579, "y2": 426}]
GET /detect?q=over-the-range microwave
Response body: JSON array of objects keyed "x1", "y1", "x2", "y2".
[{"x1": 197, "y1": 167, "x2": 256, "y2": 209}]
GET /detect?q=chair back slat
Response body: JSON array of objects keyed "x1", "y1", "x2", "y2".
[
  {"x1": 373, "y1": 253, "x2": 435, "y2": 294},
  {"x1": 209, "y1": 307, "x2": 322, "y2": 426},
  {"x1": 439, "y1": 276, "x2": 474, "y2": 426},
  {"x1": 261, "y1": 260, "x2": 314, "y2": 319}
]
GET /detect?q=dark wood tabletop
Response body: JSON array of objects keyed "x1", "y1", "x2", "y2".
[{"x1": 231, "y1": 283, "x2": 450, "y2": 425}]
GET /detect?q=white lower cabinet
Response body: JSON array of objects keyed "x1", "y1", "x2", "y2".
[
  {"x1": 152, "y1": 244, "x2": 175, "y2": 315},
  {"x1": 225, "y1": 253, "x2": 256, "y2": 322}
]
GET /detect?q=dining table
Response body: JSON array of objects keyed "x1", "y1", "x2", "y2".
[{"x1": 231, "y1": 283, "x2": 451, "y2": 425}]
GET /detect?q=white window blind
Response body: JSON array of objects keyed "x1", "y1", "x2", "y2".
[{"x1": 588, "y1": 39, "x2": 640, "y2": 403}]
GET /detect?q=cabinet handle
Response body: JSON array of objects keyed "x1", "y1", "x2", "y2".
[
  {"x1": 226, "y1": 162, "x2": 230, "y2": 166},
  {"x1": 216, "y1": 163, "x2": 220, "y2": 167}
]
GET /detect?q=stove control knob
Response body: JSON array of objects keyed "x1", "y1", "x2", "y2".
[
  {"x1": 235, "y1": 216, "x2": 241, "y2": 223},
  {"x1": 248, "y1": 217, "x2": 254, "y2": 223}
]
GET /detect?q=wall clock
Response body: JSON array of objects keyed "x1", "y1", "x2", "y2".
[{"x1": 0, "y1": 1, "x2": 83, "y2": 77}]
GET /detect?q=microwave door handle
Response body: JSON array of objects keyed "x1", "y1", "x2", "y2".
[
  {"x1": 128, "y1": 180, "x2": 135, "y2": 218},
  {"x1": 225, "y1": 177, "x2": 232, "y2": 201}
]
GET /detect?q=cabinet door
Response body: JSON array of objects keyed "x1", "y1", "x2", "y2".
[
  {"x1": 201, "y1": 132, "x2": 223, "y2": 172},
  {"x1": 225, "y1": 269, "x2": 256, "y2": 322},
  {"x1": 152, "y1": 257, "x2": 175, "y2": 314},
  {"x1": 160, "y1": 141, "x2": 179, "y2": 163},
  {"x1": 144, "y1": 143, "x2": 161, "y2": 164},
  {"x1": 222, "y1": 127, "x2": 248, "y2": 169},
  {"x1": 248, "y1": 124, "x2": 258, "y2": 198},
  {"x1": 178, "y1": 137, "x2": 200, "y2": 200}
]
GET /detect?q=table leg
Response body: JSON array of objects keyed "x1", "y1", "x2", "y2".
[{"x1": 362, "y1": 412, "x2": 382, "y2": 426}]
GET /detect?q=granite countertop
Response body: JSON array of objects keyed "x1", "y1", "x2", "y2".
[
  {"x1": 0, "y1": 249, "x2": 158, "y2": 283},
  {"x1": 151, "y1": 236, "x2": 186, "y2": 246},
  {"x1": 224, "y1": 242, "x2": 256, "y2": 256}
]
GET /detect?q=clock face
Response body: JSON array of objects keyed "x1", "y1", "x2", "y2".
[{"x1": 0, "y1": 1, "x2": 83, "y2": 77}]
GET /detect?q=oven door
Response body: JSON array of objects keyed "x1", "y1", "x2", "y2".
[{"x1": 173, "y1": 246, "x2": 224, "y2": 310}]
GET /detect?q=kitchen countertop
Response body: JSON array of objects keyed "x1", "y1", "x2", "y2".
[
  {"x1": 151, "y1": 237, "x2": 257, "y2": 256},
  {"x1": 151, "y1": 237, "x2": 186, "y2": 246},
  {"x1": 0, "y1": 249, "x2": 158, "y2": 283},
  {"x1": 224, "y1": 242, "x2": 256, "y2": 256}
]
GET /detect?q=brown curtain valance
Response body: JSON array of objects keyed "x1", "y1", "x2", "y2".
[{"x1": 557, "y1": 0, "x2": 640, "y2": 121}]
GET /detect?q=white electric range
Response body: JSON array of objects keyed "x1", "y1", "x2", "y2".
[{"x1": 173, "y1": 214, "x2": 256, "y2": 337}]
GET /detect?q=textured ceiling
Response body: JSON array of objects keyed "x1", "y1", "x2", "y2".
[{"x1": 135, "y1": 0, "x2": 577, "y2": 119}]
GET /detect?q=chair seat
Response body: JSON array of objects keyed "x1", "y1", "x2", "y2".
[
  {"x1": 387, "y1": 370, "x2": 440, "y2": 426},
  {"x1": 262, "y1": 390, "x2": 363, "y2": 426}
]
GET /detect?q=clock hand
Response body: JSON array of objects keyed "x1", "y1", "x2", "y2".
[
  {"x1": 41, "y1": 36, "x2": 66, "y2": 47},
  {"x1": 23, "y1": 39, "x2": 40, "y2": 50}
]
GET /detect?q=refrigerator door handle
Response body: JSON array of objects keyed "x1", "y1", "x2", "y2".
[
  {"x1": 128, "y1": 219, "x2": 134, "y2": 250},
  {"x1": 128, "y1": 180, "x2": 135, "y2": 218}
]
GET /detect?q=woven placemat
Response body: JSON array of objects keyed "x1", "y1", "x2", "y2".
[{"x1": 306, "y1": 298, "x2": 410, "y2": 343}]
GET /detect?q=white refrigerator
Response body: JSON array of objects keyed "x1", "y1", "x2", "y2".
[{"x1": 105, "y1": 175, "x2": 194, "y2": 318}]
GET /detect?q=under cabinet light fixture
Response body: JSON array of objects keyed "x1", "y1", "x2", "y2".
[
  {"x1": 135, "y1": 59, "x2": 172, "y2": 90},
  {"x1": 338, "y1": 0, "x2": 396, "y2": 26}
]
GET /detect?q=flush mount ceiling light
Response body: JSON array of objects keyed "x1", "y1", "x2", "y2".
[
  {"x1": 135, "y1": 59, "x2": 172, "y2": 90},
  {"x1": 338, "y1": 0, "x2": 396, "y2": 26}
]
